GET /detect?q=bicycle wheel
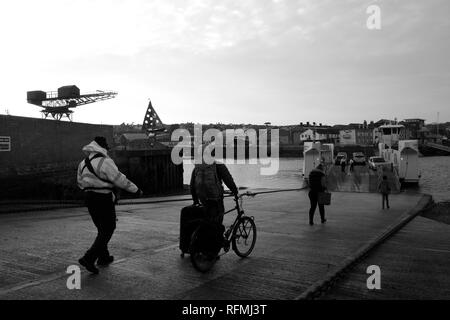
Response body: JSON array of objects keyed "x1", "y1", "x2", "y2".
[
  {"x1": 232, "y1": 216, "x2": 257, "y2": 258},
  {"x1": 189, "y1": 227, "x2": 217, "y2": 273}
]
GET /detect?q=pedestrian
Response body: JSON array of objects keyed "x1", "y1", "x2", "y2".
[
  {"x1": 77, "y1": 136, "x2": 143, "y2": 274},
  {"x1": 349, "y1": 158, "x2": 354, "y2": 173},
  {"x1": 340, "y1": 158, "x2": 346, "y2": 173},
  {"x1": 378, "y1": 175, "x2": 391, "y2": 210},
  {"x1": 190, "y1": 142, "x2": 239, "y2": 227},
  {"x1": 308, "y1": 163, "x2": 327, "y2": 225}
]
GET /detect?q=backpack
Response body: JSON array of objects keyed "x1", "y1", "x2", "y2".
[{"x1": 194, "y1": 163, "x2": 223, "y2": 203}]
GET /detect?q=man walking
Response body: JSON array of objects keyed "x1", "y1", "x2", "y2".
[
  {"x1": 308, "y1": 164, "x2": 327, "y2": 225},
  {"x1": 77, "y1": 136, "x2": 142, "y2": 274}
]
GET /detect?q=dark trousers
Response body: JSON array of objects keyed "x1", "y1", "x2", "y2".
[
  {"x1": 309, "y1": 191, "x2": 325, "y2": 223},
  {"x1": 83, "y1": 192, "x2": 116, "y2": 263},
  {"x1": 382, "y1": 193, "x2": 390, "y2": 209}
]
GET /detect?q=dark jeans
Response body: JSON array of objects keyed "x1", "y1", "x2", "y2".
[
  {"x1": 83, "y1": 192, "x2": 116, "y2": 263},
  {"x1": 309, "y1": 191, "x2": 325, "y2": 223},
  {"x1": 382, "y1": 193, "x2": 390, "y2": 209}
]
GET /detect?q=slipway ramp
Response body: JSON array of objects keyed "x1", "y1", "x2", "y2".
[{"x1": 325, "y1": 165, "x2": 400, "y2": 193}]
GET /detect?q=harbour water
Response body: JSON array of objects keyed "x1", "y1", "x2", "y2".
[{"x1": 183, "y1": 156, "x2": 450, "y2": 202}]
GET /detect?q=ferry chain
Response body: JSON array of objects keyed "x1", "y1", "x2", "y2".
[{"x1": 0, "y1": 187, "x2": 308, "y2": 214}]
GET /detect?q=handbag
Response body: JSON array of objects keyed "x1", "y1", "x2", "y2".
[{"x1": 318, "y1": 191, "x2": 331, "y2": 205}]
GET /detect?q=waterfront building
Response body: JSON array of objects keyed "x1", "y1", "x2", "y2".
[
  {"x1": 299, "y1": 128, "x2": 339, "y2": 143},
  {"x1": 339, "y1": 128, "x2": 374, "y2": 146}
]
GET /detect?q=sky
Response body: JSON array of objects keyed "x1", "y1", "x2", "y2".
[{"x1": 0, "y1": 0, "x2": 449, "y2": 126}]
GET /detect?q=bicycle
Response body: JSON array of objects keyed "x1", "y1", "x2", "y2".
[{"x1": 189, "y1": 191, "x2": 257, "y2": 273}]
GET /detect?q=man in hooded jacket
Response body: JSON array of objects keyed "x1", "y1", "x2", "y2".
[{"x1": 77, "y1": 136, "x2": 142, "y2": 274}]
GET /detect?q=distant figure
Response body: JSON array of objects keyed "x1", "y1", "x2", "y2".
[
  {"x1": 378, "y1": 175, "x2": 391, "y2": 210},
  {"x1": 349, "y1": 159, "x2": 354, "y2": 173},
  {"x1": 77, "y1": 136, "x2": 143, "y2": 274},
  {"x1": 308, "y1": 164, "x2": 327, "y2": 225},
  {"x1": 340, "y1": 158, "x2": 346, "y2": 173}
]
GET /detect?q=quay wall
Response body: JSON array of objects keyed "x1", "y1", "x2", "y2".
[
  {"x1": 0, "y1": 115, "x2": 114, "y2": 199},
  {"x1": 0, "y1": 115, "x2": 183, "y2": 200}
]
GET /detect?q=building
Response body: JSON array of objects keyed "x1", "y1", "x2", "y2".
[
  {"x1": 355, "y1": 128, "x2": 374, "y2": 145},
  {"x1": 299, "y1": 128, "x2": 339, "y2": 143},
  {"x1": 400, "y1": 119, "x2": 425, "y2": 139},
  {"x1": 340, "y1": 128, "x2": 374, "y2": 146},
  {"x1": 339, "y1": 129, "x2": 356, "y2": 145},
  {"x1": 291, "y1": 128, "x2": 306, "y2": 144}
]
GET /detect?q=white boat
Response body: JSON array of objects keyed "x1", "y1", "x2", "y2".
[{"x1": 375, "y1": 124, "x2": 420, "y2": 185}]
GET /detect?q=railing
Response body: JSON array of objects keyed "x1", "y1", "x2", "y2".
[{"x1": 423, "y1": 141, "x2": 450, "y2": 152}]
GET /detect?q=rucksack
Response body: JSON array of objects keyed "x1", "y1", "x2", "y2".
[{"x1": 194, "y1": 163, "x2": 223, "y2": 203}]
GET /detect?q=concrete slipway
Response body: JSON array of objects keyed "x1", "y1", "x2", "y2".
[{"x1": 0, "y1": 189, "x2": 442, "y2": 300}]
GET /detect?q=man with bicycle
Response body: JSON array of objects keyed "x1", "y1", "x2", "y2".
[{"x1": 190, "y1": 143, "x2": 239, "y2": 226}]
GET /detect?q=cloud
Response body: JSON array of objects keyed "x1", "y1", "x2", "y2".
[{"x1": 0, "y1": 0, "x2": 449, "y2": 124}]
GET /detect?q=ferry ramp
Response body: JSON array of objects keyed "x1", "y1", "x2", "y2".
[
  {"x1": 0, "y1": 190, "x2": 431, "y2": 300},
  {"x1": 326, "y1": 165, "x2": 400, "y2": 193}
]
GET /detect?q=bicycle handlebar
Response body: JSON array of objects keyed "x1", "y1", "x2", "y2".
[{"x1": 239, "y1": 191, "x2": 256, "y2": 198}]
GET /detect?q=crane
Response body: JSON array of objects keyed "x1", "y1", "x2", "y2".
[{"x1": 27, "y1": 85, "x2": 117, "y2": 121}]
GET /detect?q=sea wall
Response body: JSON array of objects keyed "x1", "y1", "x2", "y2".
[
  {"x1": 0, "y1": 115, "x2": 113, "y2": 199},
  {"x1": 0, "y1": 115, "x2": 184, "y2": 200}
]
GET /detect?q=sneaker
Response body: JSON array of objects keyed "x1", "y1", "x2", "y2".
[
  {"x1": 321, "y1": 219, "x2": 327, "y2": 224},
  {"x1": 309, "y1": 221, "x2": 314, "y2": 226},
  {"x1": 97, "y1": 255, "x2": 114, "y2": 266},
  {"x1": 78, "y1": 257, "x2": 99, "y2": 274}
]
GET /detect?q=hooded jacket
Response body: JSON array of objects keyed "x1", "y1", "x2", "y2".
[{"x1": 77, "y1": 141, "x2": 138, "y2": 197}]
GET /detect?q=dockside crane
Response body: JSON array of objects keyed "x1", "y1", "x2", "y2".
[{"x1": 27, "y1": 85, "x2": 117, "y2": 121}]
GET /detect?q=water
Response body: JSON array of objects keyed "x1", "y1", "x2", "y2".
[
  {"x1": 417, "y1": 156, "x2": 450, "y2": 202},
  {"x1": 183, "y1": 158, "x2": 305, "y2": 190},
  {"x1": 183, "y1": 156, "x2": 450, "y2": 202}
]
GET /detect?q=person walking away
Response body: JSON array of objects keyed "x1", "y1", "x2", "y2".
[
  {"x1": 77, "y1": 137, "x2": 143, "y2": 274},
  {"x1": 190, "y1": 156, "x2": 239, "y2": 228},
  {"x1": 308, "y1": 164, "x2": 327, "y2": 225},
  {"x1": 340, "y1": 158, "x2": 346, "y2": 173},
  {"x1": 378, "y1": 175, "x2": 391, "y2": 210},
  {"x1": 349, "y1": 158, "x2": 354, "y2": 173}
]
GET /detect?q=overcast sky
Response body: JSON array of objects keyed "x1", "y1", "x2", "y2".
[{"x1": 0, "y1": 0, "x2": 448, "y2": 126}]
